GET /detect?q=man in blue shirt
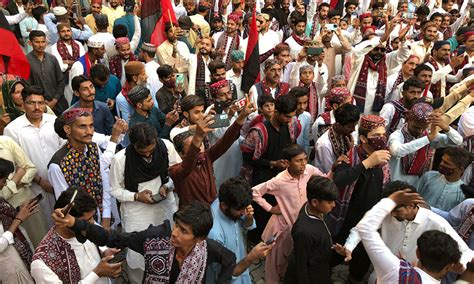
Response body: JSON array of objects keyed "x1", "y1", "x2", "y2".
[
  {"x1": 207, "y1": 177, "x2": 274, "y2": 284},
  {"x1": 70, "y1": 75, "x2": 115, "y2": 135},
  {"x1": 90, "y1": 64, "x2": 122, "y2": 109}
]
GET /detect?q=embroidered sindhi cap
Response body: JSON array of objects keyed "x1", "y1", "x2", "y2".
[
  {"x1": 409, "y1": 102, "x2": 433, "y2": 122},
  {"x1": 329, "y1": 87, "x2": 351, "y2": 104},
  {"x1": 359, "y1": 115, "x2": 385, "y2": 131},
  {"x1": 63, "y1": 108, "x2": 92, "y2": 124},
  {"x1": 209, "y1": 79, "x2": 229, "y2": 97},
  {"x1": 264, "y1": 58, "x2": 281, "y2": 71},
  {"x1": 128, "y1": 85, "x2": 150, "y2": 105},
  {"x1": 228, "y1": 13, "x2": 240, "y2": 23},
  {"x1": 115, "y1": 37, "x2": 130, "y2": 48}
]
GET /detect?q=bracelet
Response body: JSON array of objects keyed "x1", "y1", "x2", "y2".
[{"x1": 14, "y1": 217, "x2": 23, "y2": 223}]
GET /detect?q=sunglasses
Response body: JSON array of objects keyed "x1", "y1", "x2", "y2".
[{"x1": 373, "y1": 47, "x2": 387, "y2": 53}]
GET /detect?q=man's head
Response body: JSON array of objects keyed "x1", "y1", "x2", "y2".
[
  {"x1": 230, "y1": 50, "x2": 245, "y2": 73},
  {"x1": 112, "y1": 24, "x2": 128, "y2": 38},
  {"x1": 62, "y1": 108, "x2": 94, "y2": 145},
  {"x1": 273, "y1": 93, "x2": 297, "y2": 125},
  {"x1": 197, "y1": 0, "x2": 211, "y2": 16},
  {"x1": 333, "y1": 103, "x2": 360, "y2": 136},
  {"x1": 183, "y1": 0, "x2": 196, "y2": 14},
  {"x1": 416, "y1": 5, "x2": 430, "y2": 22},
  {"x1": 360, "y1": 13, "x2": 373, "y2": 27},
  {"x1": 328, "y1": 10, "x2": 341, "y2": 24},
  {"x1": 273, "y1": 43, "x2": 291, "y2": 68},
  {"x1": 441, "y1": 0, "x2": 454, "y2": 12},
  {"x1": 317, "y1": 3, "x2": 330, "y2": 19},
  {"x1": 52, "y1": 6, "x2": 67, "y2": 22},
  {"x1": 139, "y1": 43, "x2": 157, "y2": 62},
  {"x1": 306, "y1": 176, "x2": 338, "y2": 214},
  {"x1": 282, "y1": 144, "x2": 307, "y2": 176},
  {"x1": 289, "y1": 86, "x2": 308, "y2": 115},
  {"x1": 432, "y1": 40, "x2": 451, "y2": 62},
  {"x1": 29, "y1": 30, "x2": 47, "y2": 53},
  {"x1": 257, "y1": 13, "x2": 270, "y2": 32},
  {"x1": 218, "y1": 177, "x2": 252, "y2": 221},
  {"x1": 345, "y1": 0, "x2": 358, "y2": 14},
  {"x1": 72, "y1": 75, "x2": 96, "y2": 103},
  {"x1": 90, "y1": 0, "x2": 102, "y2": 14},
  {"x1": 109, "y1": 0, "x2": 119, "y2": 8},
  {"x1": 358, "y1": 115, "x2": 387, "y2": 152},
  {"x1": 21, "y1": 85, "x2": 45, "y2": 121},
  {"x1": 128, "y1": 85, "x2": 154, "y2": 113},
  {"x1": 32, "y1": 6, "x2": 47, "y2": 23},
  {"x1": 463, "y1": 31, "x2": 474, "y2": 51},
  {"x1": 209, "y1": 60, "x2": 227, "y2": 82},
  {"x1": 55, "y1": 187, "x2": 97, "y2": 224},
  {"x1": 430, "y1": 13, "x2": 443, "y2": 27},
  {"x1": 86, "y1": 38, "x2": 106, "y2": 59},
  {"x1": 441, "y1": 14, "x2": 450, "y2": 29},
  {"x1": 115, "y1": 37, "x2": 131, "y2": 60},
  {"x1": 172, "y1": 201, "x2": 213, "y2": 247},
  {"x1": 157, "y1": 64, "x2": 176, "y2": 90},
  {"x1": 196, "y1": 36, "x2": 213, "y2": 56},
  {"x1": 226, "y1": 14, "x2": 240, "y2": 34},
  {"x1": 95, "y1": 14, "x2": 109, "y2": 31},
  {"x1": 257, "y1": 95, "x2": 275, "y2": 120},
  {"x1": 422, "y1": 22, "x2": 438, "y2": 42},
  {"x1": 210, "y1": 80, "x2": 232, "y2": 106},
  {"x1": 263, "y1": 59, "x2": 282, "y2": 84},
  {"x1": 327, "y1": 87, "x2": 352, "y2": 110},
  {"x1": 406, "y1": 102, "x2": 433, "y2": 137},
  {"x1": 382, "y1": 181, "x2": 419, "y2": 221},
  {"x1": 401, "y1": 77, "x2": 424, "y2": 108},
  {"x1": 402, "y1": 55, "x2": 420, "y2": 77},
  {"x1": 330, "y1": 75, "x2": 347, "y2": 89},
  {"x1": 90, "y1": 64, "x2": 110, "y2": 88},
  {"x1": 181, "y1": 95, "x2": 205, "y2": 124},
  {"x1": 439, "y1": 147, "x2": 472, "y2": 179},
  {"x1": 125, "y1": 61, "x2": 147, "y2": 85},
  {"x1": 0, "y1": 158, "x2": 14, "y2": 188},
  {"x1": 299, "y1": 65, "x2": 314, "y2": 86},
  {"x1": 293, "y1": 16, "x2": 306, "y2": 36},
  {"x1": 57, "y1": 23, "x2": 72, "y2": 41},
  {"x1": 164, "y1": 22, "x2": 178, "y2": 43},
  {"x1": 129, "y1": 122, "x2": 158, "y2": 158},
  {"x1": 414, "y1": 64, "x2": 433, "y2": 85},
  {"x1": 368, "y1": 44, "x2": 387, "y2": 62}
]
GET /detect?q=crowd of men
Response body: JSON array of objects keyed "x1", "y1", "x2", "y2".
[{"x1": 1, "y1": 0, "x2": 474, "y2": 283}]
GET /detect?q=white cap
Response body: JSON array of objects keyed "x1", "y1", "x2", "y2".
[
  {"x1": 87, "y1": 35, "x2": 104, "y2": 48},
  {"x1": 52, "y1": 6, "x2": 67, "y2": 16},
  {"x1": 170, "y1": 126, "x2": 190, "y2": 142}
]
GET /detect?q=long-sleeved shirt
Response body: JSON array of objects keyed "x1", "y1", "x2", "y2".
[
  {"x1": 418, "y1": 171, "x2": 465, "y2": 211},
  {"x1": 169, "y1": 120, "x2": 242, "y2": 208},
  {"x1": 425, "y1": 60, "x2": 460, "y2": 98},
  {"x1": 43, "y1": 13, "x2": 93, "y2": 44},
  {"x1": 156, "y1": 40, "x2": 190, "y2": 74},
  {"x1": 296, "y1": 112, "x2": 311, "y2": 154},
  {"x1": 187, "y1": 54, "x2": 211, "y2": 96},
  {"x1": 70, "y1": 101, "x2": 115, "y2": 135},
  {"x1": 356, "y1": 198, "x2": 442, "y2": 283},
  {"x1": 129, "y1": 107, "x2": 172, "y2": 139},
  {"x1": 388, "y1": 127, "x2": 463, "y2": 186}
]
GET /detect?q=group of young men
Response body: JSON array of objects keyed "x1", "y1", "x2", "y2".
[{"x1": 1, "y1": 0, "x2": 474, "y2": 283}]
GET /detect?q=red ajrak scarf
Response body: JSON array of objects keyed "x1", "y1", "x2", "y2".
[
  {"x1": 195, "y1": 55, "x2": 207, "y2": 92},
  {"x1": 354, "y1": 54, "x2": 387, "y2": 112},
  {"x1": 216, "y1": 32, "x2": 240, "y2": 70},
  {"x1": 458, "y1": 205, "x2": 474, "y2": 242},
  {"x1": 299, "y1": 81, "x2": 318, "y2": 120},
  {"x1": 108, "y1": 53, "x2": 137, "y2": 80},
  {"x1": 260, "y1": 79, "x2": 290, "y2": 99},
  {"x1": 56, "y1": 39, "x2": 80, "y2": 61},
  {"x1": 291, "y1": 33, "x2": 307, "y2": 46},
  {"x1": 401, "y1": 125, "x2": 433, "y2": 175},
  {"x1": 328, "y1": 125, "x2": 353, "y2": 157},
  {"x1": 428, "y1": 57, "x2": 442, "y2": 98},
  {"x1": 32, "y1": 228, "x2": 81, "y2": 283},
  {"x1": 0, "y1": 199, "x2": 33, "y2": 270}
]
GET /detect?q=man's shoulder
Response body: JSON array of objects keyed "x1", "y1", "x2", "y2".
[
  {"x1": 5, "y1": 114, "x2": 28, "y2": 129},
  {"x1": 94, "y1": 100, "x2": 110, "y2": 110}
]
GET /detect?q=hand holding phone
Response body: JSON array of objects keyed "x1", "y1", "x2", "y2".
[
  {"x1": 61, "y1": 189, "x2": 78, "y2": 216},
  {"x1": 265, "y1": 233, "x2": 278, "y2": 245},
  {"x1": 109, "y1": 249, "x2": 127, "y2": 263}
]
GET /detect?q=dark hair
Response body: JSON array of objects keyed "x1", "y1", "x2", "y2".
[
  {"x1": 173, "y1": 201, "x2": 213, "y2": 238},
  {"x1": 180, "y1": 95, "x2": 205, "y2": 112},
  {"x1": 273, "y1": 43, "x2": 290, "y2": 56},
  {"x1": 345, "y1": 0, "x2": 358, "y2": 8},
  {"x1": 275, "y1": 93, "x2": 297, "y2": 114},
  {"x1": 54, "y1": 115, "x2": 67, "y2": 139},
  {"x1": 307, "y1": 176, "x2": 338, "y2": 201},
  {"x1": 288, "y1": 86, "x2": 308, "y2": 99},
  {"x1": 372, "y1": 2, "x2": 384, "y2": 9},
  {"x1": 32, "y1": 6, "x2": 47, "y2": 22},
  {"x1": 142, "y1": 49, "x2": 155, "y2": 58},
  {"x1": 442, "y1": 0, "x2": 453, "y2": 4},
  {"x1": 444, "y1": 147, "x2": 473, "y2": 169},
  {"x1": 292, "y1": 15, "x2": 306, "y2": 25},
  {"x1": 29, "y1": 30, "x2": 46, "y2": 41},
  {"x1": 197, "y1": 4, "x2": 209, "y2": 13},
  {"x1": 21, "y1": 85, "x2": 44, "y2": 101},
  {"x1": 402, "y1": 77, "x2": 425, "y2": 92},
  {"x1": 456, "y1": 26, "x2": 473, "y2": 37},
  {"x1": 257, "y1": 95, "x2": 275, "y2": 109},
  {"x1": 165, "y1": 21, "x2": 178, "y2": 33},
  {"x1": 382, "y1": 180, "x2": 417, "y2": 198},
  {"x1": 112, "y1": 24, "x2": 128, "y2": 38},
  {"x1": 208, "y1": 60, "x2": 226, "y2": 74},
  {"x1": 334, "y1": 103, "x2": 360, "y2": 125},
  {"x1": 416, "y1": 5, "x2": 430, "y2": 16},
  {"x1": 54, "y1": 186, "x2": 98, "y2": 218},
  {"x1": 157, "y1": 64, "x2": 174, "y2": 79},
  {"x1": 417, "y1": 230, "x2": 461, "y2": 272},
  {"x1": 414, "y1": 64, "x2": 433, "y2": 77},
  {"x1": 129, "y1": 123, "x2": 158, "y2": 149},
  {"x1": 0, "y1": 158, "x2": 14, "y2": 179},
  {"x1": 318, "y1": 2, "x2": 330, "y2": 11},
  {"x1": 430, "y1": 12, "x2": 443, "y2": 20},
  {"x1": 90, "y1": 64, "x2": 110, "y2": 81},
  {"x1": 71, "y1": 75, "x2": 91, "y2": 92},
  {"x1": 218, "y1": 177, "x2": 252, "y2": 210},
  {"x1": 328, "y1": 10, "x2": 341, "y2": 19},
  {"x1": 95, "y1": 15, "x2": 109, "y2": 30},
  {"x1": 281, "y1": 144, "x2": 306, "y2": 161}
]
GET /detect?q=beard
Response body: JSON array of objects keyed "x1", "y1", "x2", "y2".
[
  {"x1": 223, "y1": 207, "x2": 241, "y2": 221},
  {"x1": 199, "y1": 48, "x2": 209, "y2": 55}
]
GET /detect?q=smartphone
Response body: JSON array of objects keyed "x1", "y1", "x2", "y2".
[
  {"x1": 204, "y1": 104, "x2": 214, "y2": 116},
  {"x1": 350, "y1": 13, "x2": 357, "y2": 21},
  {"x1": 151, "y1": 192, "x2": 166, "y2": 203},
  {"x1": 307, "y1": 47, "x2": 324, "y2": 56},
  {"x1": 176, "y1": 73, "x2": 184, "y2": 85},
  {"x1": 235, "y1": 98, "x2": 246, "y2": 108},
  {"x1": 214, "y1": 101, "x2": 227, "y2": 114},
  {"x1": 61, "y1": 189, "x2": 78, "y2": 216},
  {"x1": 458, "y1": 45, "x2": 466, "y2": 55},
  {"x1": 265, "y1": 233, "x2": 278, "y2": 245},
  {"x1": 109, "y1": 249, "x2": 127, "y2": 263},
  {"x1": 402, "y1": 12, "x2": 416, "y2": 19},
  {"x1": 210, "y1": 114, "x2": 230, "y2": 129},
  {"x1": 31, "y1": 193, "x2": 43, "y2": 203},
  {"x1": 327, "y1": 23, "x2": 338, "y2": 31}
]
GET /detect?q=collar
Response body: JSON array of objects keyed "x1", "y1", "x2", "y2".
[
  {"x1": 411, "y1": 207, "x2": 428, "y2": 225},
  {"x1": 282, "y1": 166, "x2": 309, "y2": 180}
]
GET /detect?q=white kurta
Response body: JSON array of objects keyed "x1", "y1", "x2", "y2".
[
  {"x1": 4, "y1": 114, "x2": 63, "y2": 228},
  {"x1": 284, "y1": 35, "x2": 304, "y2": 60},
  {"x1": 145, "y1": 60, "x2": 162, "y2": 107},
  {"x1": 51, "y1": 40, "x2": 86, "y2": 73},
  {"x1": 187, "y1": 54, "x2": 211, "y2": 96},
  {"x1": 31, "y1": 236, "x2": 111, "y2": 284},
  {"x1": 226, "y1": 69, "x2": 244, "y2": 100},
  {"x1": 108, "y1": 139, "x2": 181, "y2": 270}
]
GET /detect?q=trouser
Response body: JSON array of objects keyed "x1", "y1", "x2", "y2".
[{"x1": 125, "y1": 265, "x2": 144, "y2": 284}]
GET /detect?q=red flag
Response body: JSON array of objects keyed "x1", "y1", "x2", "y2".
[
  {"x1": 241, "y1": 6, "x2": 259, "y2": 93},
  {"x1": 149, "y1": 0, "x2": 177, "y2": 46},
  {"x1": 0, "y1": 13, "x2": 30, "y2": 79}
]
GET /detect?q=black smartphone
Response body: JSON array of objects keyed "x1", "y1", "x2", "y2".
[
  {"x1": 307, "y1": 47, "x2": 324, "y2": 56},
  {"x1": 152, "y1": 192, "x2": 166, "y2": 203},
  {"x1": 265, "y1": 233, "x2": 278, "y2": 245},
  {"x1": 109, "y1": 249, "x2": 127, "y2": 263},
  {"x1": 32, "y1": 193, "x2": 43, "y2": 203},
  {"x1": 210, "y1": 114, "x2": 230, "y2": 129}
]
